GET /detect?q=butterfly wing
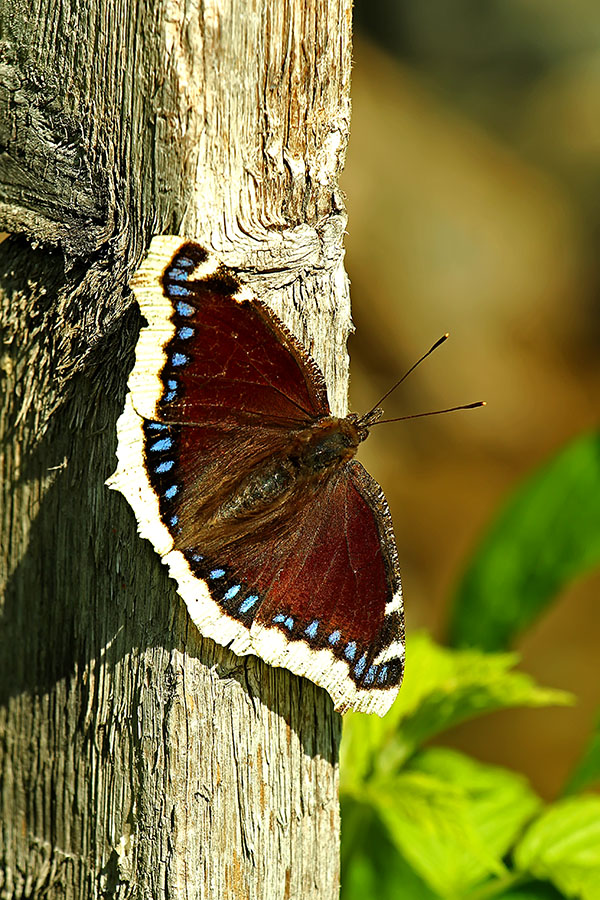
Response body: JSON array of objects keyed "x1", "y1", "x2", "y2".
[
  {"x1": 211, "y1": 459, "x2": 404, "y2": 715},
  {"x1": 108, "y1": 236, "x2": 403, "y2": 715},
  {"x1": 127, "y1": 236, "x2": 329, "y2": 428}
]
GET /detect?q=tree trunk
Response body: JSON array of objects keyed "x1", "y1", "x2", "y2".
[{"x1": 0, "y1": 1, "x2": 352, "y2": 897}]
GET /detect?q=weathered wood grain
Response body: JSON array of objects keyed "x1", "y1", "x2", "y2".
[{"x1": 0, "y1": 0, "x2": 352, "y2": 896}]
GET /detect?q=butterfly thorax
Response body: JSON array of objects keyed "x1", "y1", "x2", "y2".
[{"x1": 178, "y1": 416, "x2": 364, "y2": 555}]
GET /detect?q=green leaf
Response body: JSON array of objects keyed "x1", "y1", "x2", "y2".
[
  {"x1": 371, "y1": 748, "x2": 540, "y2": 897},
  {"x1": 340, "y1": 702, "x2": 392, "y2": 790},
  {"x1": 341, "y1": 633, "x2": 572, "y2": 780},
  {"x1": 563, "y1": 715, "x2": 600, "y2": 796},
  {"x1": 341, "y1": 797, "x2": 440, "y2": 900},
  {"x1": 396, "y1": 637, "x2": 571, "y2": 758},
  {"x1": 515, "y1": 795, "x2": 600, "y2": 900},
  {"x1": 493, "y1": 883, "x2": 564, "y2": 899},
  {"x1": 355, "y1": 748, "x2": 542, "y2": 898},
  {"x1": 342, "y1": 743, "x2": 545, "y2": 898},
  {"x1": 410, "y1": 748, "x2": 542, "y2": 875},
  {"x1": 449, "y1": 432, "x2": 600, "y2": 650},
  {"x1": 368, "y1": 768, "x2": 505, "y2": 898}
]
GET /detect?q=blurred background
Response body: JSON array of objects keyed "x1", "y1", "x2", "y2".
[{"x1": 343, "y1": 0, "x2": 600, "y2": 800}]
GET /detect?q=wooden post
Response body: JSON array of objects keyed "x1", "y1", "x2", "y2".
[{"x1": 0, "y1": 0, "x2": 352, "y2": 896}]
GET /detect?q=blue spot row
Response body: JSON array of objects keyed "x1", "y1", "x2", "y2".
[
  {"x1": 354, "y1": 654, "x2": 367, "y2": 678},
  {"x1": 177, "y1": 256, "x2": 195, "y2": 269},
  {"x1": 166, "y1": 284, "x2": 191, "y2": 298},
  {"x1": 239, "y1": 594, "x2": 259, "y2": 614},
  {"x1": 164, "y1": 377, "x2": 178, "y2": 402},
  {"x1": 150, "y1": 437, "x2": 173, "y2": 452},
  {"x1": 176, "y1": 301, "x2": 194, "y2": 317},
  {"x1": 317, "y1": 628, "x2": 392, "y2": 687},
  {"x1": 186, "y1": 554, "x2": 260, "y2": 620},
  {"x1": 305, "y1": 620, "x2": 319, "y2": 639},
  {"x1": 178, "y1": 326, "x2": 194, "y2": 340},
  {"x1": 171, "y1": 352, "x2": 188, "y2": 367},
  {"x1": 155, "y1": 460, "x2": 174, "y2": 474},
  {"x1": 364, "y1": 666, "x2": 377, "y2": 685},
  {"x1": 169, "y1": 268, "x2": 188, "y2": 282},
  {"x1": 148, "y1": 422, "x2": 167, "y2": 431},
  {"x1": 344, "y1": 642, "x2": 357, "y2": 662},
  {"x1": 169, "y1": 514, "x2": 179, "y2": 527},
  {"x1": 272, "y1": 613, "x2": 294, "y2": 631},
  {"x1": 164, "y1": 485, "x2": 179, "y2": 500}
]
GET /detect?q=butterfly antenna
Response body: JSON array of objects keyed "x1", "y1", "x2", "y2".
[
  {"x1": 364, "y1": 333, "x2": 450, "y2": 419},
  {"x1": 371, "y1": 401, "x2": 486, "y2": 426}
]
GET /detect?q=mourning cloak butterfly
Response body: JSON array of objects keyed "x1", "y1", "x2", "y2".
[{"x1": 108, "y1": 236, "x2": 404, "y2": 715}]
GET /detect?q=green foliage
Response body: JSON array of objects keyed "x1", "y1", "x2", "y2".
[
  {"x1": 341, "y1": 432, "x2": 600, "y2": 900},
  {"x1": 341, "y1": 798, "x2": 439, "y2": 900},
  {"x1": 356, "y1": 633, "x2": 571, "y2": 769},
  {"x1": 449, "y1": 432, "x2": 600, "y2": 650},
  {"x1": 515, "y1": 796, "x2": 600, "y2": 900},
  {"x1": 340, "y1": 634, "x2": 570, "y2": 900},
  {"x1": 493, "y1": 886, "x2": 563, "y2": 899},
  {"x1": 371, "y1": 751, "x2": 540, "y2": 896}
]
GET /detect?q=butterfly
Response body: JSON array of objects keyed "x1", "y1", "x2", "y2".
[{"x1": 108, "y1": 235, "x2": 405, "y2": 715}]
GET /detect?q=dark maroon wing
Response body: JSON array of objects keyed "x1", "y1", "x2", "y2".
[
  {"x1": 155, "y1": 242, "x2": 330, "y2": 428},
  {"x1": 148, "y1": 411, "x2": 405, "y2": 708},
  {"x1": 119, "y1": 238, "x2": 403, "y2": 714},
  {"x1": 222, "y1": 460, "x2": 404, "y2": 694}
]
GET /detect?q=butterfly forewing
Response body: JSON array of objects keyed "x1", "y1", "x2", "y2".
[{"x1": 152, "y1": 241, "x2": 330, "y2": 429}]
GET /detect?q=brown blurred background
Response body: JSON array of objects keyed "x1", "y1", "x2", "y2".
[{"x1": 344, "y1": 1, "x2": 600, "y2": 799}]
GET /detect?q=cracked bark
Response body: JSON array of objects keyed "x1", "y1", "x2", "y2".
[{"x1": 0, "y1": 0, "x2": 351, "y2": 897}]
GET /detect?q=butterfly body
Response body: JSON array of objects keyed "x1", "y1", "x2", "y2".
[
  {"x1": 108, "y1": 236, "x2": 404, "y2": 715},
  {"x1": 212, "y1": 415, "x2": 362, "y2": 524}
]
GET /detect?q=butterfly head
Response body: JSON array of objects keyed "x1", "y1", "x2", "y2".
[
  {"x1": 350, "y1": 408, "x2": 384, "y2": 442},
  {"x1": 346, "y1": 406, "x2": 383, "y2": 444}
]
